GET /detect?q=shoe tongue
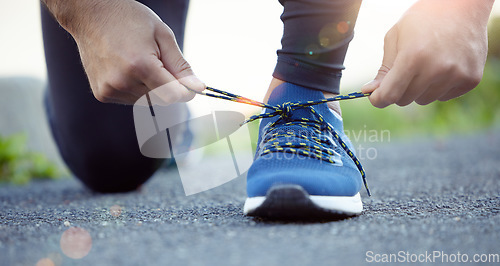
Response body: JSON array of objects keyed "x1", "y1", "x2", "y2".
[
  {"x1": 265, "y1": 83, "x2": 339, "y2": 128},
  {"x1": 256, "y1": 82, "x2": 345, "y2": 149},
  {"x1": 267, "y1": 83, "x2": 324, "y2": 106}
]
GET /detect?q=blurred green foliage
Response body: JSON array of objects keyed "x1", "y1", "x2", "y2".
[
  {"x1": 342, "y1": 16, "x2": 500, "y2": 138},
  {"x1": 0, "y1": 133, "x2": 62, "y2": 185}
]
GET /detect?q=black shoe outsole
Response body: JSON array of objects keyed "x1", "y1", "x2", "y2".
[{"x1": 246, "y1": 184, "x2": 358, "y2": 221}]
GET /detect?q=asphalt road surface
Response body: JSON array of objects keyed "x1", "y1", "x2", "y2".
[{"x1": 1, "y1": 130, "x2": 499, "y2": 266}]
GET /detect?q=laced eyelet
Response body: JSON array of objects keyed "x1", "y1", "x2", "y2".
[
  {"x1": 279, "y1": 102, "x2": 294, "y2": 120},
  {"x1": 185, "y1": 86, "x2": 372, "y2": 196}
]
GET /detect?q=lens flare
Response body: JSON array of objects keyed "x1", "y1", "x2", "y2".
[
  {"x1": 318, "y1": 21, "x2": 350, "y2": 48},
  {"x1": 36, "y1": 258, "x2": 55, "y2": 266},
  {"x1": 109, "y1": 205, "x2": 122, "y2": 217},
  {"x1": 318, "y1": 23, "x2": 336, "y2": 48},
  {"x1": 305, "y1": 44, "x2": 320, "y2": 59},
  {"x1": 337, "y1": 21, "x2": 350, "y2": 34},
  {"x1": 319, "y1": 37, "x2": 330, "y2": 47},
  {"x1": 60, "y1": 227, "x2": 92, "y2": 259}
]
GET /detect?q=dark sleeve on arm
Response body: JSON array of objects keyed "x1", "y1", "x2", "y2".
[{"x1": 273, "y1": 0, "x2": 363, "y2": 94}]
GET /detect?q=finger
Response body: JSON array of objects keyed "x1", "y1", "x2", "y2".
[
  {"x1": 437, "y1": 81, "x2": 476, "y2": 102},
  {"x1": 361, "y1": 68, "x2": 385, "y2": 94},
  {"x1": 396, "y1": 71, "x2": 446, "y2": 106},
  {"x1": 178, "y1": 75, "x2": 206, "y2": 94},
  {"x1": 415, "y1": 83, "x2": 451, "y2": 105},
  {"x1": 422, "y1": 71, "x2": 478, "y2": 102},
  {"x1": 135, "y1": 51, "x2": 196, "y2": 105},
  {"x1": 151, "y1": 80, "x2": 196, "y2": 105},
  {"x1": 415, "y1": 86, "x2": 447, "y2": 105},
  {"x1": 143, "y1": 64, "x2": 195, "y2": 105},
  {"x1": 114, "y1": 82, "x2": 150, "y2": 103},
  {"x1": 370, "y1": 27, "x2": 413, "y2": 108},
  {"x1": 94, "y1": 85, "x2": 140, "y2": 104},
  {"x1": 362, "y1": 27, "x2": 399, "y2": 95},
  {"x1": 369, "y1": 55, "x2": 414, "y2": 108},
  {"x1": 155, "y1": 26, "x2": 205, "y2": 94},
  {"x1": 437, "y1": 88, "x2": 460, "y2": 102},
  {"x1": 131, "y1": 54, "x2": 190, "y2": 105},
  {"x1": 94, "y1": 73, "x2": 147, "y2": 104},
  {"x1": 113, "y1": 77, "x2": 150, "y2": 99},
  {"x1": 394, "y1": 76, "x2": 425, "y2": 106},
  {"x1": 128, "y1": 83, "x2": 150, "y2": 99}
]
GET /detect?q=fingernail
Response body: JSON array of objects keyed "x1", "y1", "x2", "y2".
[
  {"x1": 180, "y1": 75, "x2": 205, "y2": 92},
  {"x1": 362, "y1": 80, "x2": 375, "y2": 87},
  {"x1": 361, "y1": 80, "x2": 376, "y2": 92}
]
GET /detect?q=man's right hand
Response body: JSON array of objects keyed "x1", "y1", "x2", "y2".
[{"x1": 43, "y1": 0, "x2": 205, "y2": 105}]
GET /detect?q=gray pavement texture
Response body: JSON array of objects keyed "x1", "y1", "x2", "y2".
[{"x1": 1, "y1": 130, "x2": 499, "y2": 266}]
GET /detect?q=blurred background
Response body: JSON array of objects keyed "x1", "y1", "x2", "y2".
[{"x1": 1, "y1": 0, "x2": 500, "y2": 183}]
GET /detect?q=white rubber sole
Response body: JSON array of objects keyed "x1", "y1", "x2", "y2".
[{"x1": 244, "y1": 185, "x2": 363, "y2": 219}]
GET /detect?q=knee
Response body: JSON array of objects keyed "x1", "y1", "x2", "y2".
[{"x1": 66, "y1": 150, "x2": 165, "y2": 193}]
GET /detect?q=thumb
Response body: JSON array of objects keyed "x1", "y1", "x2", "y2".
[
  {"x1": 156, "y1": 26, "x2": 205, "y2": 99},
  {"x1": 361, "y1": 27, "x2": 398, "y2": 95}
]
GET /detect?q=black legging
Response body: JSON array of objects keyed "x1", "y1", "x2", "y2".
[{"x1": 41, "y1": 0, "x2": 362, "y2": 192}]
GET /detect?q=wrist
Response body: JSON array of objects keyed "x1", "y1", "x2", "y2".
[
  {"x1": 413, "y1": 0, "x2": 495, "y2": 21},
  {"x1": 462, "y1": 0, "x2": 495, "y2": 24}
]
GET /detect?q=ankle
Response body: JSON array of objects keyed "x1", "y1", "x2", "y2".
[
  {"x1": 322, "y1": 92, "x2": 342, "y2": 116},
  {"x1": 264, "y1": 78, "x2": 285, "y2": 103}
]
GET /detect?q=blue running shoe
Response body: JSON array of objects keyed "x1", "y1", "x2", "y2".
[{"x1": 244, "y1": 83, "x2": 364, "y2": 219}]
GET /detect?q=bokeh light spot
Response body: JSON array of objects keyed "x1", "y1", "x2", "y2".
[
  {"x1": 36, "y1": 258, "x2": 55, "y2": 266},
  {"x1": 305, "y1": 44, "x2": 320, "y2": 59},
  {"x1": 318, "y1": 23, "x2": 338, "y2": 48},
  {"x1": 47, "y1": 252, "x2": 62, "y2": 265},
  {"x1": 60, "y1": 227, "x2": 92, "y2": 259},
  {"x1": 110, "y1": 205, "x2": 122, "y2": 217},
  {"x1": 337, "y1": 21, "x2": 349, "y2": 34},
  {"x1": 319, "y1": 37, "x2": 330, "y2": 47}
]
